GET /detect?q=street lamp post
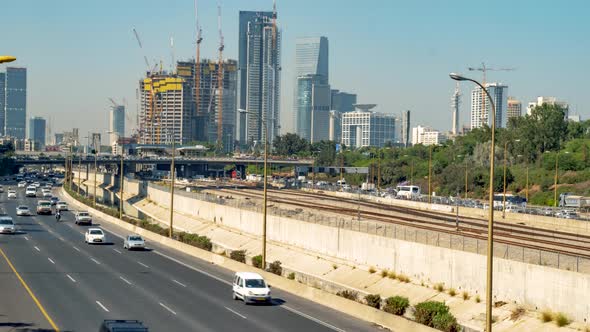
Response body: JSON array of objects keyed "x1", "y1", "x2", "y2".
[
  {"x1": 94, "y1": 150, "x2": 97, "y2": 207},
  {"x1": 428, "y1": 145, "x2": 433, "y2": 204},
  {"x1": 77, "y1": 152, "x2": 82, "y2": 194},
  {"x1": 119, "y1": 140, "x2": 124, "y2": 219},
  {"x1": 450, "y1": 72, "x2": 497, "y2": 332},
  {"x1": 502, "y1": 142, "x2": 508, "y2": 219}
]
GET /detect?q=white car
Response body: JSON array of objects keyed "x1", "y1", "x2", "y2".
[
  {"x1": 16, "y1": 206, "x2": 31, "y2": 216},
  {"x1": 0, "y1": 216, "x2": 16, "y2": 234},
  {"x1": 25, "y1": 186, "x2": 36, "y2": 197},
  {"x1": 7, "y1": 190, "x2": 17, "y2": 199},
  {"x1": 17, "y1": 181, "x2": 27, "y2": 188},
  {"x1": 42, "y1": 190, "x2": 52, "y2": 198},
  {"x1": 56, "y1": 201, "x2": 68, "y2": 211},
  {"x1": 232, "y1": 272, "x2": 271, "y2": 304},
  {"x1": 84, "y1": 228, "x2": 106, "y2": 244},
  {"x1": 33, "y1": 182, "x2": 41, "y2": 188},
  {"x1": 123, "y1": 235, "x2": 146, "y2": 250}
]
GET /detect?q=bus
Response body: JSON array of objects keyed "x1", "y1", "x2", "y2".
[{"x1": 493, "y1": 194, "x2": 526, "y2": 209}]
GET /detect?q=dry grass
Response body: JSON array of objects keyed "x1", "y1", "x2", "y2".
[
  {"x1": 332, "y1": 264, "x2": 338, "y2": 270},
  {"x1": 475, "y1": 295, "x2": 481, "y2": 303},
  {"x1": 397, "y1": 274, "x2": 410, "y2": 283},
  {"x1": 462, "y1": 291, "x2": 470, "y2": 300},
  {"x1": 510, "y1": 306, "x2": 526, "y2": 321},
  {"x1": 448, "y1": 288, "x2": 456, "y2": 297},
  {"x1": 368, "y1": 266, "x2": 376, "y2": 274},
  {"x1": 387, "y1": 271, "x2": 397, "y2": 279},
  {"x1": 381, "y1": 270, "x2": 389, "y2": 278}
]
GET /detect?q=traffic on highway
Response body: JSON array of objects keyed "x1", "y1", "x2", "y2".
[{"x1": 0, "y1": 176, "x2": 376, "y2": 331}]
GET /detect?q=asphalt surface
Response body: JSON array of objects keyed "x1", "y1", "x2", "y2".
[{"x1": 0, "y1": 182, "x2": 382, "y2": 332}]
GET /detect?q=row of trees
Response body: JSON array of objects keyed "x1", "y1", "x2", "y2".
[{"x1": 268, "y1": 104, "x2": 590, "y2": 206}]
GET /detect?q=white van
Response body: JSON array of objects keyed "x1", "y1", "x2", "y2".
[
  {"x1": 25, "y1": 186, "x2": 37, "y2": 197},
  {"x1": 232, "y1": 272, "x2": 271, "y2": 304},
  {"x1": 396, "y1": 185, "x2": 420, "y2": 199}
]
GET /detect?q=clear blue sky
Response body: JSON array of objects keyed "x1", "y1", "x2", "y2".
[{"x1": 1, "y1": 0, "x2": 588, "y2": 139}]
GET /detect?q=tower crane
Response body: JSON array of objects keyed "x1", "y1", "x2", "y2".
[
  {"x1": 272, "y1": 0, "x2": 277, "y2": 47},
  {"x1": 217, "y1": 2, "x2": 225, "y2": 150},
  {"x1": 132, "y1": 27, "x2": 151, "y2": 73},
  {"x1": 194, "y1": 0, "x2": 203, "y2": 119},
  {"x1": 468, "y1": 63, "x2": 516, "y2": 126}
]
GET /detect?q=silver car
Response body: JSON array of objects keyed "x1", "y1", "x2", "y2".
[
  {"x1": 0, "y1": 216, "x2": 15, "y2": 234},
  {"x1": 16, "y1": 205, "x2": 31, "y2": 216},
  {"x1": 123, "y1": 235, "x2": 146, "y2": 250}
]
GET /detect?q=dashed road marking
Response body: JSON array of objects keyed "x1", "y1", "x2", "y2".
[
  {"x1": 225, "y1": 306, "x2": 247, "y2": 319},
  {"x1": 66, "y1": 274, "x2": 76, "y2": 283},
  {"x1": 96, "y1": 301, "x2": 110, "y2": 312},
  {"x1": 172, "y1": 279, "x2": 187, "y2": 287},
  {"x1": 90, "y1": 258, "x2": 101, "y2": 265},
  {"x1": 33, "y1": 246, "x2": 41, "y2": 252},
  {"x1": 113, "y1": 249, "x2": 122, "y2": 254},
  {"x1": 138, "y1": 261, "x2": 149, "y2": 268},
  {"x1": 159, "y1": 302, "x2": 177, "y2": 315},
  {"x1": 47, "y1": 258, "x2": 55, "y2": 264},
  {"x1": 119, "y1": 276, "x2": 132, "y2": 285}
]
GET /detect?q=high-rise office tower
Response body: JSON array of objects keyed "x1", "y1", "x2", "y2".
[
  {"x1": 4, "y1": 67, "x2": 27, "y2": 139},
  {"x1": 139, "y1": 74, "x2": 192, "y2": 145},
  {"x1": 177, "y1": 59, "x2": 238, "y2": 152},
  {"x1": 330, "y1": 90, "x2": 357, "y2": 114},
  {"x1": 295, "y1": 74, "x2": 331, "y2": 142},
  {"x1": 109, "y1": 104, "x2": 125, "y2": 145},
  {"x1": 341, "y1": 104, "x2": 396, "y2": 148},
  {"x1": 54, "y1": 133, "x2": 64, "y2": 145},
  {"x1": 0, "y1": 72, "x2": 5, "y2": 136},
  {"x1": 28, "y1": 116, "x2": 46, "y2": 150},
  {"x1": 238, "y1": 10, "x2": 281, "y2": 146},
  {"x1": 401, "y1": 110, "x2": 410, "y2": 147},
  {"x1": 470, "y1": 83, "x2": 508, "y2": 129},
  {"x1": 451, "y1": 83, "x2": 460, "y2": 135},
  {"x1": 294, "y1": 37, "x2": 329, "y2": 141},
  {"x1": 506, "y1": 97, "x2": 522, "y2": 120},
  {"x1": 328, "y1": 110, "x2": 341, "y2": 142},
  {"x1": 91, "y1": 133, "x2": 102, "y2": 152}
]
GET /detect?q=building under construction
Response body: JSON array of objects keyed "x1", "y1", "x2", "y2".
[
  {"x1": 177, "y1": 59, "x2": 237, "y2": 152},
  {"x1": 138, "y1": 73, "x2": 193, "y2": 145}
]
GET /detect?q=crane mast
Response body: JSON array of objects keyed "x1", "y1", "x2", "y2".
[
  {"x1": 195, "y1": 0, "x2": 203, "y2": 120},
  {"x1": 468, "y1": 62, "x2": 515, "y2": 126},
  {"x1": 217, "y1": 2, "x2": 224, "y2": 150}
]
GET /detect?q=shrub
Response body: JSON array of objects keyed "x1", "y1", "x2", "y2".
[
  {"x1": 554, "y1": 312, "x2": 570, "y2": 327},
  {"x1": 364, "y1": 294, "x2": 382, "y2": 309},
  {"x1": 230, "y1": 250, "x2": 246, "y2": 263},
  {"x1": 510, "y1": 306, "x2": 525, "y2": 321},
  {"x1": 251, "y1": 255, "x2": 263, "y2": 269},
  {"x1": 540, "y1": 310, "x2": 553, "y2": 323},
  {"x1": 336, "y1": 290, "x2": 358, "y2": 301},
  {"x1": 381, "y1": 270, "x2": 389, "y2": 278},
  {"x1": 387, "y1": 271, "x2": 397, "y2": 279},
  {"x1": 414, "y1": 301, "x2": 450, "y2": 327},
  {"x1": 368, "y1": 266, "x2": 376, "y2": 274},
  {"x1": 448, "y1": 288, "x2": 456, "y2": 297},
  {"x1": 332, "y1": 264, "x2": 338, "y2": 270},
  {"x1": 384, "y1": 296, "x2": 409, "y2": 316},
  {"x1": 432, "y1": 312, "x2": 460, "y2": 332},
  {"x1": 195, "y1": 235, "x2": 212, "y2": 251},
  {"x1": 435, "y1": 283, "x2": 444, "y2": 292},
  {"x1": 287, "y1": 272, "x2": 295, "y2": 280},
  {"x1": 475, "y1": 295, "x2": 481, "y2": 303},
  {"x1": 462, "y1": 291, "x2": 470, "y2": 300},
  {"x1": 267, "y1": 260, "x2": 282, "y2": 276}
]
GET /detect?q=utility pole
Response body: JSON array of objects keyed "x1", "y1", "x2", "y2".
[
  {"x1": 261, "y1": 119, "x2": 268, "y2": 270},
  {"x1": 77, "y1": 152, "x2": 81, "y2": 194},
  {"x1": 119, "y1": 140, "x2": 124, "y2": 219}
]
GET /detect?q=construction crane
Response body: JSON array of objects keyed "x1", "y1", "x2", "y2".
[
  {"x1": 132, "y1": 27, "x2": 151, "y2": 73},
  {"x1": 194, "y1": 0, "x2": 203, "y2": 119},
  {"x1": 272, "y1": 0, "x2": 277, "y2": 48},
  {"x1": 217, "y1": 2, "x2": 225, "y2": 150},
  {"x1": 468, "y1": 63, "x2": 516, "y2": 125}
]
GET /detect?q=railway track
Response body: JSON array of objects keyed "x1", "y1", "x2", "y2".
[{"x1": 214, "y1": 187, "x2": 590, "y2": 259}]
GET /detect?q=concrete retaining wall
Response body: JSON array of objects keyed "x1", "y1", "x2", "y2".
[{"x1": 146, "y1": 184, "x2": 590, "y2": 322}]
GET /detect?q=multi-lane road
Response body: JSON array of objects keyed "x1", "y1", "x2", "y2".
[{"x1": 0, "y1": 183, "x2": 378, "y2": 332}]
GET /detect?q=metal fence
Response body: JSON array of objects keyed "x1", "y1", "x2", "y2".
[{"x1": 148, "y1": 182, "x2": 590, "y2": 274}]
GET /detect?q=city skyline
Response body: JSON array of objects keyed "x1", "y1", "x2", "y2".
[{"x1": 1, "y1": 0, "x2": 588, "y2": 138}]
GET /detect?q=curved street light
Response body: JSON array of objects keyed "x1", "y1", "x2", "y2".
[
  {"x1": 0, "y1": 56, "x2": 16, "y2": 64},
  {"x1": 450, "y1": 72, "x2": 497, "y2": 331}
]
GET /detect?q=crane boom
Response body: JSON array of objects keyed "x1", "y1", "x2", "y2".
[
  {"x1": 195, "y1": 0, "x2": 203, "y2": 118},
  {"x1": 132, "y1": 27, "x2": 151, "y2": 71}
]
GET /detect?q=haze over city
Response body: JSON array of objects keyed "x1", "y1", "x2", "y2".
[{"x1": 2, "y1": 0, "x2": 588, "y2": 136}]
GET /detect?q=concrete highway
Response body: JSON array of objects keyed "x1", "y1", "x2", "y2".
[{"x1": 0, "y1": 183, "x2": 380, "y2": 332}]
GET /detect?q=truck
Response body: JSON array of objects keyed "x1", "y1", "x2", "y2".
[{"x1": 560, "y1": 193, "x2": 590, "y2": 210}]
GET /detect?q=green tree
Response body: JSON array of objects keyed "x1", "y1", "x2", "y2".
[{"x1": 272, "y1": 133, "x2": 310, "y2": 156}]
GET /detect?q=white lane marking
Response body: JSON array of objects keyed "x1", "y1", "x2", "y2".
[
  {"x1": 172, "y1": 279, "x2": 187, "y2": 287},
  {"x1": 159, "y1": 302, "x2": 177, "y2": 315},
  {"x1": 47, "y1": 258, "x2": 55, "y2": 264},
  {"x1": 66, "y1": 274, "x2": 77, "y2": 283},
  {"x1": 113, "y1": 249, "x2": 122, "y2": 254},
  {"x1": 57, "y1": 236, "x2": 65, "y2": 242},
  {"x1": 281, "y1": 305, "x2": 346, "y2": 332},
  {"x1": 119, "y1": 276, "x2": 132, "y2": 285},
  {"x1": 24, "y1": 236, "x2": 29, "y2": 241},
  {"x1": 137, "y1": 261, "x2": 149, "y2": 268},
  {"x1": 153, "y1": 251, "x2": 231, "y2": 286},
  {"x1": 90, "y1": 258, "x2": 101, "y2": 265},
  {"x1": 225, "y1": 306, "x2": 247, "y2": 319},
  {"x1": 72, "y1": 246, "x2": 81, "y2": 252},
  {"x1": 96, "y1": 301, "x2": 110, "y2": 312},
  {"x1": 34, "y1": 246, "x2": 41, "y2": 252}
]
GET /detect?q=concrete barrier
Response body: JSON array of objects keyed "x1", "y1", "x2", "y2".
[{"x1": 60, "y1": 187, "x2": 436, "y2": 332}]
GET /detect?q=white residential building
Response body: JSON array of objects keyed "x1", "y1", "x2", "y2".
[
  {"x1": 526, "y1": 96, "x2": 569, "y2": 117},
  {"x1": 341, "y1": 104, "x2": 396, "y2": 148},
  {"x1": 412, "y1": 125, "x2": 447, "y2": 146},
  {"x1": 470, "y1": 83, "x2": 508, "y2": 130}
]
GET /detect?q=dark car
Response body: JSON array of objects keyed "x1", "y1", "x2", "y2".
[
  {"x1": 50, "y1": 197, "x2": 59, "y2": 205},
  {"x1": 99, "y1": 320, "x2": 148, "y2": 332}
]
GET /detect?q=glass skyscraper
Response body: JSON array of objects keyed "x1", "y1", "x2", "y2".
[
  {"x1": 28, "y1": 116, "x2": 46, "y2": 149},
  {"x1": 0, "y1": 73, "x2": 5, "y2": 136},
  {"x1": 4, "y1": 67, "x2": 27, "y2": 139},
  {"x1": 238, "y1": 11, "x2": 280, "y2": 146},
  {"x1": 294, "y1": 36, "x2": 329, "y2": 141}
]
